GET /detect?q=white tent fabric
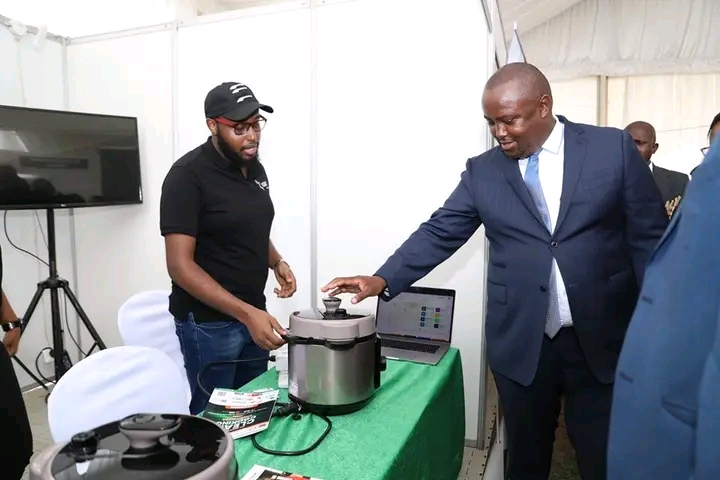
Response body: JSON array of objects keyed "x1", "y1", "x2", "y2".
[
  {"x1": 519, "y1": 0, "x2": 720, "y2": 80},
  {"x1": 606, "y1": 74, "x2": 719, "y2": 174},
  {"x1": 549, "y1": 73, "x2": 719, "y2": 175}
]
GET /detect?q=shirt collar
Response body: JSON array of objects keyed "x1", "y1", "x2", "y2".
[
  {"x1": 204, "y1": 136, "x2": 261, "y2": 179},
  {"x1": 539, "y1": 116, "x2": 564, "y2": 156}
]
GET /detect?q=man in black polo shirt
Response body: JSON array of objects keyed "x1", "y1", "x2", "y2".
[
  {"x1": 0, "y1": 245, "x2": 34, "y2": 479},
  {"x1": 160, "y1": 81, "x2": 296, "y2": 414}
]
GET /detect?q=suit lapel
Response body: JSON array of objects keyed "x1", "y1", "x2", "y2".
[
  {"x1": 652, "y1": 165, "x2": 662, "y2": 182},
  {"x1": 653, "y1": 166, "x2": 667, "y2": 191},
  {"x1": 554, "y1": 119, "x2": 588, "y2": 234},
  {"x1": 497, "y1": 153, "x2": 547, "y2": 229}
]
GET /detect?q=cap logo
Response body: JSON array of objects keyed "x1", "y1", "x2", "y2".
[{"x1": 229, "y1": 83, "x2": 252, "y2": 103}]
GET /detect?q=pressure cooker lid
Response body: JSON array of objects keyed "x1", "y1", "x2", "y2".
[
  {"x1": 49, "y1": 414, "x2": 231, "y2": 480},
  {"x1": 290, "y1": 297, "x2": 376, "y2": 340}
]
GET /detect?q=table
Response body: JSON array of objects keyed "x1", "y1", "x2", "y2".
[{"x1": 234, "y1": 348, "x2": 466, "y2": 480}]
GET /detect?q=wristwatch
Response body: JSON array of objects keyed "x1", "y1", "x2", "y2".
[{"x1": 2, "y1": 318, "x2": 22, "y2": 333}]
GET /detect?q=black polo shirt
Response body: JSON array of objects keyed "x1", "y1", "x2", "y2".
[{"x1": 159, "y1": 137, "x2": 275, "y2": 323}]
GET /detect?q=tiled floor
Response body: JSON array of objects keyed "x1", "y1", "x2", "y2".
[
  {"x1": 460, "y1": 445, "x2": 492, "y2": 479},
  {"x1": 21, "y1": 387, "x2": 53, "y2": 479}
]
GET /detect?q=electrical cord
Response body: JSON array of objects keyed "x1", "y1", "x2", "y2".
[
  {"x1": 3, "y1": 34, "x2": 68, "y2": 392},
  {"x1": 4, "y1": 210, "x2": 86, "y2": 396},
  {"x1": 251, "y1": 402, "x2": 332, "y2": 456},
  {"x1": 3, "y1": 211, "x2": 49, "y2": 266},
  {"x1": 34, "y1": 347, "x2": 54, "y2": 386},
  {"x1": 197, "y1": 355, "x2": 277, "y2": 398},
  {"x1": 197, "y1": 355, "x2": 333, "y2": 456},
  {"x1": 63, "y1": 294, "x2": 86, "y2": 357}
]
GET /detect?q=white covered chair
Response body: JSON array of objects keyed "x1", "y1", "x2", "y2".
[
  {"x1": 117, "y1": 290, "x2": 191, "y2": 402},
  {"x1": 47, "y1": 345, "x2": 190, "y2": 443}
]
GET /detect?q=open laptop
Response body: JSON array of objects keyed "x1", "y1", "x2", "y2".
[{"x1": 375, "y1": 286, "x2": 456, "y2": 365}]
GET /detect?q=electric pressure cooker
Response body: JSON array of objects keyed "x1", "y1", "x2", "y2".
[
  {"x1": 29, "y1": 413, "x2": 237, "y2": 480},
  {"x1": 284, "y1": 297, "x2": 387, "y2": 416}
]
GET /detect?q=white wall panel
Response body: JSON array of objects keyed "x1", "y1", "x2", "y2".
[
  {"x1": 550, "y1": 76, "x2": 599, "y2": 126},
  {"x1": 66, "y1": 31, "x2": 174, "y2": 348},
  {"x1": 315, "y1": 0, "x2": 490, "y2": 441},
  {"x1": 0, "y1": 24, "x2": 69, "y2": 387},
  {"x1": 176, "y1": 7, "x2": 313, "y2": 328}
]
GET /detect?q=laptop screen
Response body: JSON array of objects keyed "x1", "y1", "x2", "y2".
[{"x1": 376, "y1": 288, "x2": 455, "y2": 342}]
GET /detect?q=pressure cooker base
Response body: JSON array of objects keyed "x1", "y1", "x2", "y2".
[{"x1": 289, "y1": 394, "x2": 371, "y2": 416}]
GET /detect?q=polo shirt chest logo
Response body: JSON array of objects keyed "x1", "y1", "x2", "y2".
[{"x1": 254, "y1": 179, "x2": 269, "y2": 191}]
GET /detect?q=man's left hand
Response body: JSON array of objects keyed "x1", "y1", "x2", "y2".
[
  {"x1": 273, "y1": 261, "x2": 297, "y2": 298},
  {"x1": 2, "y1": 328, "x2": 21, "y2": 356}
]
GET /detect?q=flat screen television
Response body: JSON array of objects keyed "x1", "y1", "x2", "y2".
[{"x1": 0, "y1": 104, "x2": 142, "y2": 210}]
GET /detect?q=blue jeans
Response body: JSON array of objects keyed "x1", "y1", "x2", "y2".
[{"x1": 174, "y1": 313, "x2": 269, "y2": 414}]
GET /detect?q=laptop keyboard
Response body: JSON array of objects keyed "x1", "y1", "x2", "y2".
[{"x1": 382, "y1": 338, "x2": 440, "y2": 354}]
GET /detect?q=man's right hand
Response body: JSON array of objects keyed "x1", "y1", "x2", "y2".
[
  {"x1": 321, "y1": 275, "x2": 387, "y2": 304},
  {"x1": 243, "y1": 308, "x2": 287, "y2": 350}
]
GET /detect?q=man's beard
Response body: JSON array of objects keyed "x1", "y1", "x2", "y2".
[{"x1": 216, "y1": 132, "x2": 258, "y2": 165}]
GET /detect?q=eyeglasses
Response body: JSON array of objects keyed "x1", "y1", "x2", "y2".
[
  {"x1": 701, "y1": 146, "x2": 710, "y2": 156},
  {"x1": 214, "y1": 116, "x2": 266, "y2": 136}
]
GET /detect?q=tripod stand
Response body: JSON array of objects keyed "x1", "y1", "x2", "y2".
[{"x1": 12, "y1": 209, "x2": 107, "y2": 390}]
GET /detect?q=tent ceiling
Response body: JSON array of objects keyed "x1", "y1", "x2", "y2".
[
  {"x1": 196, "y1": 0, "x2": 584, "y2": 38},
  {"x1": 497, "y1": 0, "x2": 584, "y2": 39}
]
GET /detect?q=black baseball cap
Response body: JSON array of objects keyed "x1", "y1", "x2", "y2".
[{"x1": 204, "y1": 82, "x2": 274, "y2": 122}]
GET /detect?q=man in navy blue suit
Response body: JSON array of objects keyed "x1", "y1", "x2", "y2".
[
  {"x1": 323, "y1": 63, "x2": 668, "y2": 480},
  {"x1": 608, "y1": 136, "x2": 720, "y2": 479}
]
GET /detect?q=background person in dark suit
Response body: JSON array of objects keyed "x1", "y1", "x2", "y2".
[
  {"x1": 608, "y1": 132, "x2": 720, "y2": 480},
  {"x1": 624, "y1": 121, "x2": 688, "y2": 218},
  {"x1": 322, "y1": 63, "x2": 668, "y2": 480}
]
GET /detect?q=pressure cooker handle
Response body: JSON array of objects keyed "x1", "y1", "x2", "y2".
[
  {"x1": 281, "y1": 330, "x2": 311, "y2": 345},
  {"x1": 281, "y1": 331, "x2": 359, "y2": 350},
  {"x1": 374, "y1": 336, "x2": 387, "y2": 389}
]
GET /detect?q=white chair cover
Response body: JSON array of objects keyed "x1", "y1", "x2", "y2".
[
  {"x1": 117, "y1": 290, "x2": 191, "y2": 402},
  {"x1": 47, "y1": 345, "x2": 190, "y2": 443}
]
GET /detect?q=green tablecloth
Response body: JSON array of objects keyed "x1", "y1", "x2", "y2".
[{"x1": 234, "y1": 348, "x2": 465, "y2": 480}]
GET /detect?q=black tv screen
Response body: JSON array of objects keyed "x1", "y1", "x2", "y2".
[{"x1": 0, "y1": 105, "x2": 142, "y2": 210}]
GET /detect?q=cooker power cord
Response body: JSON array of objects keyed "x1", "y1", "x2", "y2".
[
  {"x1": 197, "y1": 355, "x2": 332, "y2": 456},
  {"x1": 196, "y1": 355, "x2": 277, "y2": 398},
  {"x1": 251, "y1": 402, "x2": 332, "y2": 456}
]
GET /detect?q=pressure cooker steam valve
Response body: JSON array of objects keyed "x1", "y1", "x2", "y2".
[
  {"x1": 322, "y1": 297, "x2": 342, "y2": 317},
  {"x1": 117, "y1": 414, "x2": 182, "y2": 450}
]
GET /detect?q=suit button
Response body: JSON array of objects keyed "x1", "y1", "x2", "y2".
[
  {"x1": 550, "y1": 241, "x2": 558, "y2": 248},
  {"x1": 540, "y1": 286, "x2": 547, "y2": 292}
]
